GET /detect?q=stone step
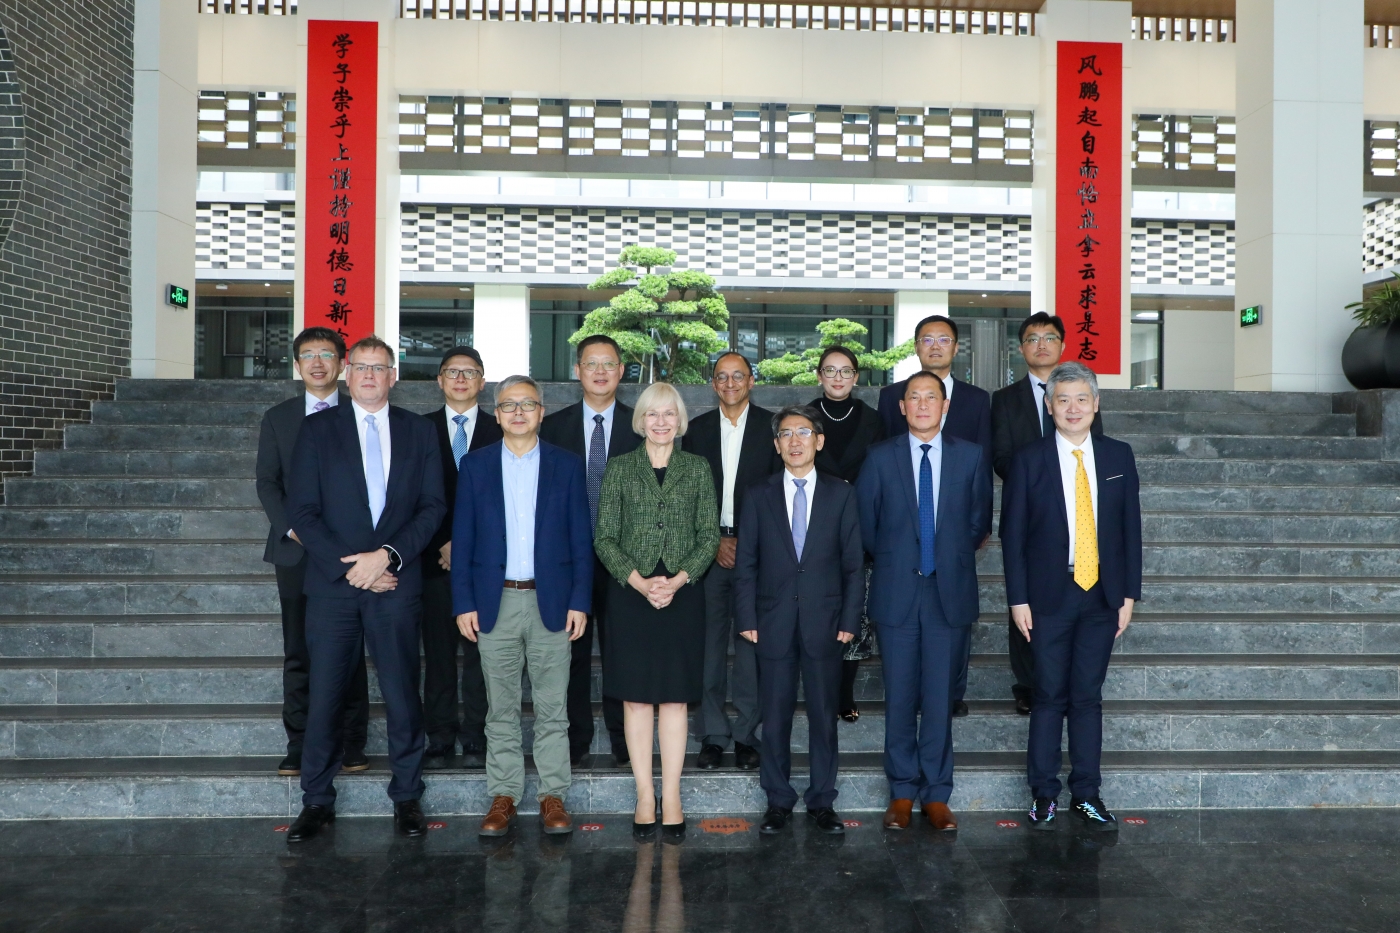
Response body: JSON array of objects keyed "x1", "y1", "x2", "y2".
[
  {"x1": 1118, "y1": 434, "x2": 1383, "y2": 459},
  {"x1": 5, "y1": 477, "x2": 261, "y2": 508},
  {"x1": 1098, "y1": 389, "x2": 1338, "y2": 414},
  {"x1": 1140, "y1": 513, "x2": 1400, "y2": 543},
  {"x1": 0, "y1": 542, "x2": 269, "y2": 576},
  {"x1": 0, "y1": 750, "x2": 1397, "y2": 818},
  {"x1": 64, "y1": 425, "x2": 260, "y2": 451},
  {"x1": 0, "y1": 509, "x2": 266, "y2": 541},
  {"x1": 32, "y1": 450, "x2": 259, "y2": 478},
  {"x1": 1136, "y1": 485, "x2": 1400, "y2": 513},
  {"x1": 0, "y1": 615, "x2": 281, "y2": 658},
  {"x1": 976, "y1": 543, "x2": 1400, "y2": 577},
  {"x1": 1134, "y1": 458, "x2": 1400, "y2": 486}
]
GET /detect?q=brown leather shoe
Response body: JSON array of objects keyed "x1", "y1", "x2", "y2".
[
  {"x1": 923, "y1": 802, "x2": 958, "y2": 831},
  {"x1": 883, "y1": 798, "x2": 914, "y2": 830},
  {"x1": 479, "y1": 795, "x2": 517, "y2": 837},
  {"x1": 539, "y1": 796, "x2": 573, "y2": 835}
]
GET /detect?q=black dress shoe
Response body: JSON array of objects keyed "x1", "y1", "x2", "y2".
[
  {"x1": 461, "y1": 747, "x2": 486, "y2": 769},
  {"x1": 696, "y1": 743, "x2": 723, "y2": 770},
  {"x1": 287, "y1": 805, "x2": 334, "y2": 843},
  {"x1": 733, "y1": 742, "x2": 760, "y2": 771},
  {"x1": 807, "y1": 807, "x2": 845, "y2": 835},
  {"x1": 661, "y1": 819, "x2": 686, "y2": 841},
  {"x1": 277, "y1": 752, "x2": 301, "y2": 776},
  {"x1": 341, "y1": 749, "x2": 370, "y2": 772},
  {"x1": 423, "y1": 744, "x2": 453, "y2": 771},
  {"x1": 395, "y1": 799, "x2": 428, "y2": 837},
  {"x1": 952, "y1": 701, "x2": 969, "y2": 718},
  {"x1": 612, "y1": 745, "x2": 630, "y2": 768},
  {"x1": 1015, "y1": 695, "x2": 1032, "y2": 716},
  {"x1": 759, "y1": 806, "x2": 792, "y2": 834},
  {"x1": 1070, "y1": 797, "x2": 1118, "y2": 832},
  {"x1": 1029, "y1": 797, "x2": 1057, "y2": 831}
]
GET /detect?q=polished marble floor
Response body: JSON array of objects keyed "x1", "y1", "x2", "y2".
[{"x1": 3, "y1": 808, "x2": 1400, "y2": 932}]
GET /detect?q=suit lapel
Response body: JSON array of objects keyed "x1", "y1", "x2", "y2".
[
  {"x1": 895, "y1": 437, "x2": 920, "y2": 533},
  {"x1": 1045, "y1": 437, "x2": 1070, "y2": 535},
  {"x1": 337, "y1": 403, "x2": 372, "y2": 513},
  {"x1": 534, "y1": 444, "x2": 555, "y2": 539},
  {"x1": 763, "y1": 476, "x2": 800, "y2": 565},
  {"x1": 381, "y1": 407, "x2": 412, "y2": 520},
  {"x1": 607, "y1": 403, "x2": 631, "y2": 457},
  {"x1": 802, "y1": 475, "x2": 836, "y2": 565},
  {"x1": 1019, "y1": 377, "x2": 1041, "y2": 436}
]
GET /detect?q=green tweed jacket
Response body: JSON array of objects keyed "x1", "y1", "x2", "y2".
[{"x1": 594, "y1": 445, "x2": 720, "y2": 586}]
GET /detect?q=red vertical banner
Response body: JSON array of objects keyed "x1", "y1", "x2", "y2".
[
  {"x1": 304, "y1": 20, "x2": 378, "y2": 349},
  {"x1": 1055, "y1": 41, "x2": 1122, "y2": 375}
]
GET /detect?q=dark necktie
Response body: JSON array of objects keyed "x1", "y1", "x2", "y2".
[
  {"x1": 587, "y1": 413, "x2": 606, "y2": 529},
  {"x1": 1037, "y1": 381, "x2": 1052, "y2": 437},
  {"x1": 919, "y1": 444, "x2": 936, "y2": 576}
]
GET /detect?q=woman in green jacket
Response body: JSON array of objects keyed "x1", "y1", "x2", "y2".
[{"x1": 594, "y1": 381, "x2": 719, "y2": 839}]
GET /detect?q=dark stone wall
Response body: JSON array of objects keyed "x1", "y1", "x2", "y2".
[{"x1": 0, "y1": 2, "x2": 133, "y2": 497}]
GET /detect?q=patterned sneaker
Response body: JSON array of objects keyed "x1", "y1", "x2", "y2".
[
  {"x1": 1070, "y1": 797, "x2": 1118, "y2": 831},
  {"x1": 1029, "y1": 797, "x2": 1057, "y2": 831}
]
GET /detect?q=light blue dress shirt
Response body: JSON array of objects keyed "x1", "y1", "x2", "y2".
[
  {"x1": 502, "y1": 441, "x2": 541, "y2": 580},
  {"x1": 908, "y1": 432, "x2": 942, "y2": 511}
]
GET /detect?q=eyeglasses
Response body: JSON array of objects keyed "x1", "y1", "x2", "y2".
[
  {"x1": 713, "y1": 372, "x2": 750, "y2": 385},
  {"x1": 350, "y1": 364, "x2": 391, "y2": 375},
  {"x1": 777, "y1": 427, "x2": 816, "y2": 439},
  {"x1": 819, "y1": 366, "x2": 856, "y2": 379},
  {"x1": 442, "y1": 367, "x2": 482, "y2": 380},
  {"x1": 298, "y1": 351, "x2": 338, "y2": 362},
  {"x1": 581, "y1": 360, "x2": 620, "y2": 372},
  {"x1": 1022, "y1": 334, "x2": 1063, "y2": 347},
  {"x1": 495, "y1": 399, "x2": 541, "y2": 413},
  {"x1": 918, "y1": 335, "x2": 955, "y2": 349}
]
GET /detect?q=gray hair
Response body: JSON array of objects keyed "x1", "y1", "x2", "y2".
[
  {"x1": 632, "y1": 381, "x2": 690, "y2": 437},
  {"x1": 1045, "y1": 361, "x2": 1099, "y2": 400},
  {"x1": 494, "y1": 374, "x2": 541, "y2": 400},
  {"x1": 771, "y1": 405, "x2": 824, "y2": 437}
]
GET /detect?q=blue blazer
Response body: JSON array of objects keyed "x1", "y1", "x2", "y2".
[
  {"x1": 878, "y1": 376, "x2": 993, "y2": 472},
  {"x1": 287, "y1": 402, "x2": 446, "y2": 598},
  {"x1": 450, "y1": 440, "x2": 594, "y2": 634},
  {"x1": 999, "y1": 433, "x2": 1143, "y2": 615},
  {"x1": 855, "y1": 433, "x2": 992, "y2": 628}
]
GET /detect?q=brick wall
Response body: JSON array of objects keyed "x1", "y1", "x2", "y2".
[{"x1": 0, "y1": 3, "x2": 133, "y2": 498}]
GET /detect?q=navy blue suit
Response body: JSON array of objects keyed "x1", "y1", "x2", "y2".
[
  {"x1": 1000, "y1": 432, "x2": 1142, "y2": 800},
  {"x1": 288, "y1": 402, "x2": 446, "y2": 808},
  {"x1": 450, "y1": 440, "x2": 594, "y2": 631},
  {"x1": 856, "y1": 432, "x2": 992, "y2": 804}
]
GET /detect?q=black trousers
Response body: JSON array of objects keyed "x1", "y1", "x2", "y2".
[
  {"x1": 567, "y1": 557, "x2": 625, "y2": 757},
  {"x1": 302, "y1": 591, "x2": 426, "y2": 807},
  {"x1": 757, "y1": 629, "x2": 842, "y2": 811},
  {"x1": 421, "y1": 573, "x2": 488, "y2": 752},
  {"x1": 1008, "y1": 611, "x2": 1036, "y2": 703},
  {"x1": 275, "y1": 560, "x2": 368, "y2": 754}
]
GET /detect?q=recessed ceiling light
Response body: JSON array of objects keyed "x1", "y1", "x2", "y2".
[
  {"x1": 981, "y1": 293, "x2": 987, "y2": 298},
  {"x1": 459, "y1": 287, "x2": 470, "y2": 292},
  {"x1": 215, "y1": 283, "x2": 228, "y2": 290},
  {"x1": 263, "y1": 282, "x2": 270, "y2": 287}
]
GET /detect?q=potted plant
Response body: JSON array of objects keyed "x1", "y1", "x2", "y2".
[{"x1": 1342, "y1": 273, "x2": 1400, "y2": 389}]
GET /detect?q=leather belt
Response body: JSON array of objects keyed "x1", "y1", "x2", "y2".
[
  {"x1": 503, "y1": 579, "x2": 536, "y2": 590},
  {"x1": 719, "y1": 526, "x2": 737, "y2": 537}
]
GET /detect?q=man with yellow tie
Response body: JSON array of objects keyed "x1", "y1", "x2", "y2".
[{"x1": 999, "y1": 361, "x2": 1142, "y2": 833}]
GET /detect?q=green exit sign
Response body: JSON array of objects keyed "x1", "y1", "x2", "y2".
[
  {"x1": 166, "y1": 284, "x2": 190, "y2": 310},
  {"x1": 1239, "y1": 305, "x2": 1262, "y2": 327}
]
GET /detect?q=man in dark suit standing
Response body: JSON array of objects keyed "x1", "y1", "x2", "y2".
[
  {"x1": 539, "y1": 334, "x2": 639, "y2": 767},
  {"x1": 421, "y1": 346, "x2": 503, "y2": 771},
  {"x1": 991, "y1": 313, "x2": 1103, "y2": 715},
  {"x1": 255, "y1": 327, "x2": 369, "y2": 777},
  {"x1": 284, "y1": 335, "x2": 446, "y2": 842},
  {"x1": 877, "y1": 314, "x2": 992, "y2": 718},
  {"x1": 1000, "y1": 361, "x2": 1141, "y2": 833},
  {"x1": 735, "y1": 405, "x2": 863, "y2": 836},
  {"x1": 857, "y1": 372, "x2": 992, "y2": 832},
  {"x1": 684, "y1": 351, "x2": 781, "y2": 772}
]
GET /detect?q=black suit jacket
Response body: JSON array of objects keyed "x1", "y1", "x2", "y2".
[
  {"x1": 539, "y1": 399, "x2": 640, "y2": 462},
  {"x1": 287, "y1": 402, "x2": 446, "y2": 598},
  {"x1": 682, "y1": 403, "x2": 782, "y2": 531},
  {"x1": 878, "y1": 376, "x2": 993, "y2": 475},
  {"x1": 255, "y1": 392, "x2": 349, "y2": 567},
  {"x1": 733, "y1": 472, "x2": 865, "y2": 659},
  {"x1": 991, "y1": 376, "x2": 1103, "y2": 481},
  {"x1": 1000, "y1": 433, "x2": 1142, "y2": 615},
  {"x1": 424, "y1": 405, "x2": 504, "y2": 579}
]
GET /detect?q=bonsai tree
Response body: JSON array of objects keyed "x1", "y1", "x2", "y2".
[
  {"x1": 569, "y1": 246, "x2": 729, "y2": 384},
  {"x1": 1348, "y1": 272, "x2": 1400, "y2": 327},
  {"x1": 756, "y1": 317, "x2": 915, "y2": 385}
]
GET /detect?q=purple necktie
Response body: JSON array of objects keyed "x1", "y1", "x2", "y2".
[{"x1": 313, "y1": 400, "x2": 330, "y2": 412}]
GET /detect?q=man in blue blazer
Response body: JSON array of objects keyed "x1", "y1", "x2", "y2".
[
  {"x1": 1000, "y1": 361, "x2": 1142, "y2": 833},
  {"x1": 285, "y1": 336, "x2": 446, "y2": 842},
  {"x1": 857, "y1": 371, "x2": 992, "y2": 832},
  {"x1": 877, "y1": 314, "x2": 992, "y2": 717},
  {"x1": 452, "y1": 375, "x2": 594, "y2": 838}
]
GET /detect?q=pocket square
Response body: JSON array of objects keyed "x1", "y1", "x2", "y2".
[{"x1": 1104, "y1": 474, "x2": 1124, "y2": 481}]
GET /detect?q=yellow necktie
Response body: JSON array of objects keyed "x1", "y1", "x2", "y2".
[{"x1": 1072, "y1": 449, "x2": 1099, "y2": 591}]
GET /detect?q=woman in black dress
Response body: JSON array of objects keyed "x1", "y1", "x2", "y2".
[
  {"x1": 809, "y1": 345, "x2": 885, "y2": 722},
  {"x1": 594, "y1": 382, "x2": 719, "y2": 838}
]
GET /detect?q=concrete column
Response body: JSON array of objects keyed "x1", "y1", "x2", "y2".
[
  {"x1": 131, "y1": 0, "x2": 198, "y2": 378},
  {"x1": 1234, "y1": 0, "x2": 1363, "y2": 392},
  {"x1": 892, "y1": 290, "x2": 947, "y2": 380},
  {"x1": 473, "y1": 284, "x2": 532, "y2": 379},
  {"x1": 1030, "y1": 0, "x2": 1133, "y2": 388},
  {"x1": 1164, "y1": 309, "x2": 1235, "y2": 390},
  {"x1": 294, "y1": 0, "x2": 401, "y2": 349}
]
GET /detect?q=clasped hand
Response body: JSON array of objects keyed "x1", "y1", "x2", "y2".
[
  {"x1": 630, "y1": 570, "x2": 688, "y2": 609},
  {"x1": 341, "y1": 550, "x2": 396, "y2": 592}
]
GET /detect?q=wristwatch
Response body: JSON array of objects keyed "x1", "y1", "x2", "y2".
[{"x1": 380, "y1": 545, "x2": 403, "y2": 572}]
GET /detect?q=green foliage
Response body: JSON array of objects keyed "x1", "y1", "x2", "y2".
[
  {"x1": 1348, "y1": 273, "x2": 1400, "y2": 328},
  {"x1": 755, "y1": 318, "x2": 916, "y2": 386},
  {"x1": 569, "y1": 246, "x2": 729, "y2": 384}
]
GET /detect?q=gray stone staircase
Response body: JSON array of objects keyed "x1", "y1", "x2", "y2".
[{"x1": 2, "y1": 379, "x2": 1400, "y2": 819}]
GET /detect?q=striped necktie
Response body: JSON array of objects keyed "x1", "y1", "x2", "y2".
[
  {"x1": 451, "y1": 413, "x2": 469, "y2": 468},
  {"x1": 918, "y1": 444, "x2": 936, "y2": 576}
]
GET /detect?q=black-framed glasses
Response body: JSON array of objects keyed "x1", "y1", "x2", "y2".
[
  {"x1": 1022, "y1": 334, "x2": 1063, "y2": 347},
  {"x1": 496, "y1": 399, "x2": 541, "y2": 413},
  {"x1": 819, "y1": 366, "x2": 857, "y2": 379},
  {"x1": 442, "y1": 367, "x2": 482, "y2": 380}
]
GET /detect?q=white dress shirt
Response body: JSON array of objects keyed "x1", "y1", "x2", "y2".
[
  {"x1": 908, "y1": 432, "x2": 942, "y2": 511},
  {"x1": 719, "y1": 403, "x2": 749, "y2": 527},
  {"x1": 941, "y1": 374, "x2": 953, "y2": 429},
  {"x1": 583, "y1": 399, "x2": 616, "y2": 470},
  {"x1": 782, "y1": 468, "x2": 817, "y2": 529},
  {"x1": 446, "y1": 403, "x2": 478, "y2": 448},
  {"x1": 1055, "y1": 431, "x2": 1098, "y2": 570},
  {"x1": 304, "y1": 391, "x2": 338, "y2": 416},
  {"x1": 351, "y1": 400, "x2": 392, "y2": 485}
]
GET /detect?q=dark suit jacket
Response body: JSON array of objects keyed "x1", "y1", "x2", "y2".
[
  {"x1": 999, "y1": 433, "x2": 1142, "y2": 615},
  {"x1": 878, "y1": 376, "x2": 993, "y2": 474},
  {"x1": 682, "y1": 403, "x2": 782, "y2": 530},
  {"x1": 424, "y1": 405, "x2": 504, "y2": 579},
  {"x1": 733, "y1": 473, "x2": 864, "y2": 659},
  {"x1": 539, "y1": 399, "x2": 640, "y2": 462},
  {"x1": 256, "y1": 392, "x2": 348, "y2": 567},
  {"x1": 287, "y1": 402, "x2": 446, "y2": 599},
  {"x1": 810, "y1": 396, "x2": 885, "y2": 484},
  {"x1": 991, "y1": 376, "x2": 1103, "y2": 481},
  {"x1": 855, "y1": 432, "x2": 992, "y2": 628},
  {"x1": 450, "y1": 440, "x2": 594, "y2": 633}
]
